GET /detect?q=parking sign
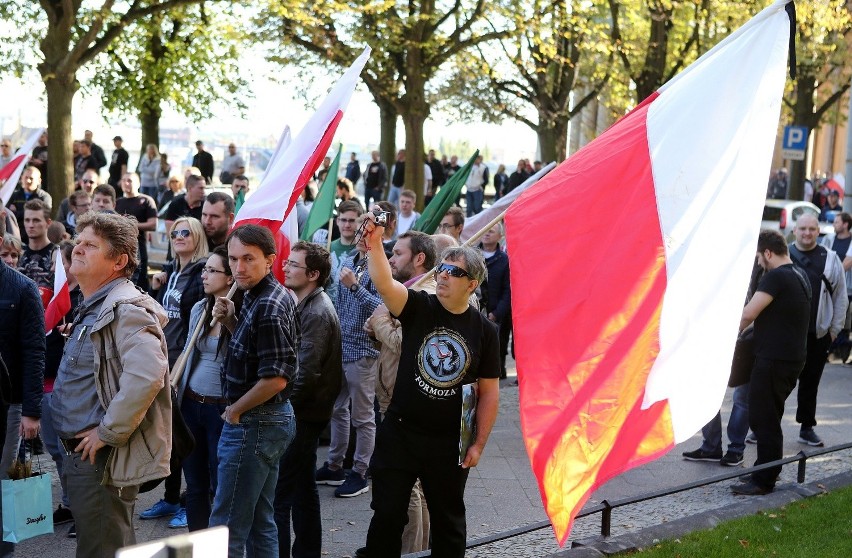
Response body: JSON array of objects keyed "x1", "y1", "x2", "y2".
[{"x1": 781, "y1": 125, "x2": 808, "y2": 160}]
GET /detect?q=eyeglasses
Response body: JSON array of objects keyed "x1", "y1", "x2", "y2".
[
  {"x1": 283, "y1": 260, "x2": 310, "y2": 270},
  {"x1": 202, "y1": 267, "x2": 225, "y2": 275},
  {"x1": 434, "y1": 263, "x2": 472, "y2": 279},
  {"x1": 170, "y1": 229, "x2": 192, "y2": 239}
]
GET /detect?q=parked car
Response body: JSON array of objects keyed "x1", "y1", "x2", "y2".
[{"x1": 761, "y1": 199, "x2": 832, "y2": 240}]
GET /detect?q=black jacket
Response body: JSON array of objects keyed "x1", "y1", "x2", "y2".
[
  {"x1": 159, "y1": 258, "x2": 207, "y2": 339},
  {"x1": 192, "y1": 150, "x2": 215, "y2": 184},
  {"x1": 0, "y1": 260, "x2": 45, "y2": 416},
  {"x1": 290, "y1": 287, "x2": 342, "y2": 423},
  {"x1": 482, "y1": 246, "x2": 512, "y2": 323}
]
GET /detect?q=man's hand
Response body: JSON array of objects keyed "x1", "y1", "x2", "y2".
[
  {"x1": 75, "y1": 427, "x2": 107, "y2": 464},
  {"x1": 222, "y1": 405, "x2": 241, "y2": 425},
  {"x1": 361, "y1": 212, "x2": 385, "y2": 253},
  {"x1": 20, "y1": 417, "x2": 40, "y2": 440},
  {"x1": 339, "y1": 267, "x2": 357, "y2": 289},
  {"x1": 461, "y1": 444, "x2": 483, "y2": 469},
  {"x1": 213, "y1": 296, "x2": 237, "y2": 331}
]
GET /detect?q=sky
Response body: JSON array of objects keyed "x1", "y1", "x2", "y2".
[{"x1": 0, "y1": 49, "x2": 540, "y2": 167}]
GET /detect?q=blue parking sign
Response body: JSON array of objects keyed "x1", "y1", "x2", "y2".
[{"x1": 782, "y1": 126, "x2": 808, "y2": 150}]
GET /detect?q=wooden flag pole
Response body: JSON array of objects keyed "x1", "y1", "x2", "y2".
[
  {"x1": 326, "y1": 217, "x2": 334, "y2": 250},
  {"x1": 408, "y1": 207, "x2": 509, "y2": 290},
  {"x1": 171, "y1": 281, "x2": 239, "y2": 389}
]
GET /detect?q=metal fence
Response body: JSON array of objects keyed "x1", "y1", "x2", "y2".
[{"x1": 404, "y1": 441, "x2": 852, "y2": 557}]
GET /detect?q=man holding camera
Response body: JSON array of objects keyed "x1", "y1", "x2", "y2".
[{"x1": 357, "y1": 213, "x2": 500, "y2": 557}]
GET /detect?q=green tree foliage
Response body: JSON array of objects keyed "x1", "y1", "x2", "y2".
[
  {"x1": 260, "y1": 0, "x2": 509, "y2": 209},
  {"x1": 608, "y1": 0, "x2": 760, "y2": 103},
  {"x1": 87, "y1": 3, "x2": 249, "y2": 153},
  {"x1": 784, "y1": 1, "x2": 851, "y2": 200},
  {"x1": 0, "y1": 0, "x2": 205, "y2": 205},
  {"x1": 437, "y1": 0, "x2": 616, "y2": 163}
]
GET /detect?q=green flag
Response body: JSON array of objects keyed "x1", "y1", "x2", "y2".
[
  {"x1": 411, "y1": 150, "x2": 479, "y2": 235},
  {"x1": 300, "y1": 144, "x2": 342, "y2": 241}
]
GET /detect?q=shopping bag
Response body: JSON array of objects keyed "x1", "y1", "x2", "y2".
[{"x1": 2, "y1": 471, "x2": 54, "y2": 542}]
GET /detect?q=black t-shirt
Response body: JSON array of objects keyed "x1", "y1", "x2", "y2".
[
  {"x1": 18, "y1": 243, "x2": 56, "y2": 290},
  {"x1": 831, "y1": 236, "x2": 852, "y2": 260},
  {"x1": 789, "y1": 244, "x2": 826, "y2": 332},
  {"x1": 108, "y1": 148, "x2": 129, "y2": 186},
  {"x1": 116, "y1": 194, "x2": 157, "y2": 260},
  {"x1": 389, "y1": 289, "x2": 500, "y2": 437},
  {"x1": 754, "y1": 264, "x2": 811, "y2": 361},
  {"x1": 165, "y1": 194, "x2": 202, "y2": 222}
]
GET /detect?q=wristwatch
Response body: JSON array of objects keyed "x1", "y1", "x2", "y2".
[{"x1": 349, "y1": 283, "x2": 359, "y2": 293}]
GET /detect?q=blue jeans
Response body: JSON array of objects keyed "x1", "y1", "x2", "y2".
[
  {"x1": 210, "y1": 400, "x2": 295, "y2": 558},
  {"x1": 465, "y1": 189, "x2": 483, "y2": 216},
  {"x1": 387, "y1": 186, "x2": 402, "y2": 207},
  {"x1": 700, "y1": 383, "x2": 750, "y2": 454},
  {"x1": 41, "y1": 393, "x2": 69, "y2": 507},
  {"x1": 275, "y1": 418, "x2": 327, "y2": 558},
  {"x1": 181, "y1": 397, "x2": 226, "y2": 531}
]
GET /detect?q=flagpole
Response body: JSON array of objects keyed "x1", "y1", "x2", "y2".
[
  {"x1": 172, "y1": 281, "x2": 240, "y2": 388},
  {"x1": 326, "y1": 217, "x2": 333, "y2": 250},
  {"x1": 408, "y1": 208, "x2": 510, "y2": 290}
]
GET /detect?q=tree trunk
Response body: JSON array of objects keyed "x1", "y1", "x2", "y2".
[
  {"x1": 537, "y1": 115, "x2": 570, "y2": 163},
  {"x1": 636, "y1": 5, "x2": 673, "y2": 102},
  {"x1": 377, "y1": 98, "x2": 397, "y2": 198},
  {"x1": 140, "y1": 101, "x2": 162, "y2": 158},
  {"x1": 42, "y1": 74, "x2": 77, "y2": 213},
  {"x1": 789, "y1": 76, "x2": 818, "y2": 202},
  {"x1": 402, "y1": 107, "x2": 427, "y2": 211}
]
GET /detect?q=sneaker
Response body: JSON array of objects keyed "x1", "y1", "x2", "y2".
[
  {"x1": 798, "y1": 428, "x2": 824, "y2": 447},
  {"x1": 67, "y1": 522, "x2": 76, "y2": 539},
  {"x1": 335, "y1": 471, "x2": 369, "y2": 498},
  {"x1": 316, "y1": 462, "x2": 346, "y2": 486},
  {"x1": 745, "y1": 432, "x2": 758, "y2": 444},
  {"x1": 720, "y1": 451, "x2": 744, "y2": 467},
  {"x1": 682, "y1": 448, "x2": 722, "y2": 462},
  {"x1": 168, "y1": 508, "x2": 187, "y2": 529},
  {"x1": 139, "y1": 499, "x2": 181, "y2": 519},
  {"x1": 731, "y1": 480, "x2": 773, "y2": 495},
  {"x1": 53, "y1": 504, "x2": 73, "y2": 525}
]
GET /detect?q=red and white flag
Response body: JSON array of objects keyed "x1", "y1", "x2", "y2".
[
  {"x1": 504, "y1": 0, "x2": 792, "y2": 544},
  {"x1": 233, "y1": 48, "x2": 370, "y2": 283},
  {"x1": 0, "y1": 128, "x2": 45, "y2": 206},
  {"x1": 44, "y1": 249, "x2": 71, "y2": 333}
]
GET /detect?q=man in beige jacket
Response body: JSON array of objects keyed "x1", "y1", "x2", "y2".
[
  {"x1": 50, "y1": 212, "x2": 171, "y2": 557},
  {"x1": 365, "y1": 230, "x2": 437, "y2": 554}
]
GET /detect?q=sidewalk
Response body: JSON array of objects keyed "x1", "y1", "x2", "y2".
[{"x1": 17, "y1": 363, "x2": 852, "y2": 557}]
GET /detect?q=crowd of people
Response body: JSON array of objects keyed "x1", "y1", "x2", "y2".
[{"x1": 0, "y1": 131, "x2": 519, "y2": 558}]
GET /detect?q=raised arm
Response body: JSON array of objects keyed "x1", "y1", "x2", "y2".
[{"x1": 364, "y1": 215, "x2": 408, "y2": 316}]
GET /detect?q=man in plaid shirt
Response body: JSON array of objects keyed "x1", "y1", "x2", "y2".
[
  {"x1": 317, "y1": 222, "x2": 382, "y2": 498},
  {"x1": 209, "y1": 225, "x2": 299, "y2": 557}
]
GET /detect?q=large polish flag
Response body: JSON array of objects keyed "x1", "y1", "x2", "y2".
[
  {"x1": 504, "y1": 0, "x2": 792, "y2": 544},
  {"x1": 0, "y1": 128, "x2": 45, "y2": 205},
  {"x1": 44, "y1": 249, "x2": 71, "y2": 333},
  {"x1": 233, "y1": 47, "x2": 370, "y2": 283}
]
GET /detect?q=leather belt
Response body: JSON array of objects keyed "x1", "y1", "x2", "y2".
[{"x1": 185, "y1": 387, "x2": 229, "y2": 406}]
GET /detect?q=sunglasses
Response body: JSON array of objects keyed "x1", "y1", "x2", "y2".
[
  {"x1": 434, "y1": 263, "x2": 472, "y2": 279},
  {"x1": 170, "y1": 229, "x2": 191, "y2": 239}
]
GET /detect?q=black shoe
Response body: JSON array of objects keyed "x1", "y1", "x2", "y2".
[
  {"x1": 720, "y1": 451, "x2": 744, "y2": 467},
  {"x1": 797, "y1": 428, "x2": 824, "y2": 447},
  {"x1": 355, "y1": 547, "x2": 368, "y2": 558},
  {"x1": 53, "y1": 504, "x2": 73, "y2": 525},
  {"x1": 67, "y1": 522, "x2": 76, "y2": 538},
  {"x1": 682, "y1": 448, "x2": 722, "y2": 462},
  {"x1": 731, "y1": 481, "x2": 773, "y2": 495}
]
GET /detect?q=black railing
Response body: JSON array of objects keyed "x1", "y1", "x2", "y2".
[{"x1": 403, "y1": 442, "x2": 852, "y2": 557}]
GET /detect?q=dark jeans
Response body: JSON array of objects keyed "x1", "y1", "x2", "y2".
[
  {"x1": 796, "y1": 332, "x2": 831, "y2": 429},
  {"x1": 364, "y1": 187, "x2": 383, "y2": 208},
  {"x1": 181, "y1": 397, "x2": 226, "y2": 531},
  {"x1": 365, "y1": 416, "x2": 469, "y2": 558},
  {"x1": 274, "y1": 418, "x2": 327, "y2": 558},
  {"x1": 748, "y1": 357, "x2": 803, "y2": 488}
]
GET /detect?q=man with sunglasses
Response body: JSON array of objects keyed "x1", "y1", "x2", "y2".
[
  {"x1": 56, "y1": 169, "x2": 100, "y2": 226},
  {"x1": 358, "y1": 215, "x2": 500, "y2": 557}
]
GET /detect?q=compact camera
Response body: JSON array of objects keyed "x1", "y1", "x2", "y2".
[{"x1": 373, "y1": 208, "x2": 390, "y2": 226}]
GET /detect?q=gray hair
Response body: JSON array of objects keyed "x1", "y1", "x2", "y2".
[{"x1": 440, "y1": 245, "x2": 487, "y2": 284}]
